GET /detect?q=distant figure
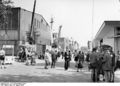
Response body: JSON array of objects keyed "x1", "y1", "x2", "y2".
[
  {"x1": 61, "y1": 51, "x2": 64, "y2": 59},
  {"x1": 31, "y1": 51, "x2": 36, "y2": 65},
  {"x1": 74, "y1": 50, "x2": 78, "y2": 67},
  {"x1": 51, "y1": 50, "x2": 57, "y2": 68},
  {"x1": 25, "y1": 48, "x2": 32, "y2": 65},
  {"x1": 64, "y1": 51, "x2": 71, "y2": 70},
  {"x1": 44, "y1": 49, "x2": 50, "y2": 69},
  {"x1": 86, "y1": 52, "x2": 90, "y2": 62},
  {"x1": 81, "y1": 52, "x2": 84, "y2": 64},
  {"x1": 0, "y1": 48, "x2": 6, "y2": 69},
  {"x1": 21, "y1": 47, "x2": 26, "y2": 62},
  {"x1": 18, "y1": 48, "x2": 23, "y2": 62},
  {"x1": 76, "y1": 51, "x2": 83, "y2": 72}
]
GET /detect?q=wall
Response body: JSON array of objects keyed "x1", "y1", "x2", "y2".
[
  {"x1": 20, "y1": 8, "x2": 52, "y2": 45},
  {"x1": 0, "y1": 8, "x2": 20, "y2": 55},
  {"x1": 102, "y1": 26, "x2": 114, "y2": 50}
]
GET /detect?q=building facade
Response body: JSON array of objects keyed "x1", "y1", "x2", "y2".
[
  {"x1": 58, "y1": 37, "x2": 79, "y2": 52},
  {"x1": 0, "y1": 7, "x2": 52, "y2": 55},
  {"x1": 93, "y1": 21, "x2": 120, "y2": 55},
  {"x1": 87, "y1": 41, "x2": 92, "y2": 51}
]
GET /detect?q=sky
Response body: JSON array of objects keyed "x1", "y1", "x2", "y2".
[{"x1": 12, "y1": 0, "x2": 120, "y2": 47}]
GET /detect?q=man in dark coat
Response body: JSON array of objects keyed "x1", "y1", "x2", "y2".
[
  {"x1": 76, "y1": 51, "x2": 83, "y2": 72},
  {"x1": 64, "y1": 51, "x2": 71, "y2": 70},
  {"x1": 89, "y1": 48, "x2": 98, "y2": 82}
]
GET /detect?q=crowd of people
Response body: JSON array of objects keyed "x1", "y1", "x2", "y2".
[
  {"x1": 17, "y1": 46, "x2": 120, "y2": 82},
  {"x1": 18, "y1": 47, "x2": 36, "y2": 65},
  {"x1": 44, "y1": 49, "x2": 85, "y2": 71},
  {"x1": 1, "y1": 45, "x2": 120, "y2": 82},
  {"x1": 85, "y1": 47, "x2": 118, "y2": 82},
  {"x1": 44, "y1": 49, "x2": 72, "y2": 70}
]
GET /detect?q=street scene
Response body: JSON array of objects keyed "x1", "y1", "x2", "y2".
[
  {"x1": 0, "y1": 57, "x2": 120, "y2": 82},
  {"x1": 1, "y1": 0, "x2": 120, "y2": 83}
]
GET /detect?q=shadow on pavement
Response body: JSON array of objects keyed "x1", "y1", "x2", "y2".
[{"x1": 0, "y1": 73, "x2": 91, "y2": 82}]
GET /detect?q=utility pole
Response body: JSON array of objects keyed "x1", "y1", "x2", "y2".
[
  {"x1": 58, "y1": 25, "x2": 62, "y2": 50},
  {"x1": 91, "y1": 0, "x2": 94, "y2": 49},
  {"x1": 50, "y1": 17, "x2": 54, "y2": 30},
  {"x1": 28, "y1": 0, "x2": 36, "y2": 44},
  {"x1": 50, "y1": 17, "x2": 54, "y2": 46}
]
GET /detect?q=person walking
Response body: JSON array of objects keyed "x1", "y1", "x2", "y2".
[
  {"x1": 74, "y1": 50, "x2": 78, "y2": 68},
  {"x1": 44, "y1": 49, "x2": 50, "y2": 69},
  {"x1": 51, "y1": 50, "x2": 57, "y2": 68},
  {"x1": 18, "y1": 48, "x2": 23, "y2": 62},
  {"x1": 21, "y1": 47, "x2": 26, "y2": 62},
  {"x1": 81, "y1": 52, "x2": 84, "y2": 64},
  {"x1": 102, "y1": 50, "x2": 113, "y2": 82},
  {"x1": 64, "y1": 51, "x2": 71, "y2": 70},
  {"x1": 25, "y1": 48, "x2": 32, "y2": 65},
  {"x1": 77, "y1": 51, "x2": 83, "y2": 72},
  {"x1": 31, "y1": 51, "x2": 36, "y2": 65},
  {"x1": 0, "y1": 47, "x2": 6, "y2": 69}
]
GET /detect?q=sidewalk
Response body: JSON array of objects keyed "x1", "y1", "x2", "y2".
[{"x1": 0, "y1": 58, "x2": 120, "y2": 82}]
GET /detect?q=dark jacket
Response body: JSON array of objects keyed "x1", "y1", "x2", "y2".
[
  {"x1": 89, "y1": 52, "x2": 97, "y2": 64},
  {"x1": 77, "y1": 53, "x2": 83, "y2": 62},
  {"x1": 102, "y1": 53, "x2": 113, "y2": 71},
  {"x1": 64, "y1": 52, "x2": 71, "y2": 61},
  {"x1": 89, "y1": 52, "x2": 98, "y2": 68},
  {"x1": 51, "y1": 51, "x2": 57, "y2": 61},
  {"x1": 86, "y1": 53, "x2": 90, "y2": 62}
]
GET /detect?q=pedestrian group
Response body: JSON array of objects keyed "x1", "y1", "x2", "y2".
[{"x1": 1, "y1": 45, "x2": 120, "y2": 83}]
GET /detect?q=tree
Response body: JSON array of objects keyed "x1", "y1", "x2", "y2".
[{"x1": 0, "y1": 0, "x2": 13, "y2": 32}]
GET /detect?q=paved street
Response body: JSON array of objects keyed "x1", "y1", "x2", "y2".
[{"x1": 0, "y1": 57, "x2": 120, "y2": 82}]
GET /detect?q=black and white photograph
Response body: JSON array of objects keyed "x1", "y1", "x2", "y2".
[{"x1": 0, "y1": 0, "x2": 120, "y2": 84}]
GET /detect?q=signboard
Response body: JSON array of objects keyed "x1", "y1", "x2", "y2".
[{"x1": 2, "y1": 45, "x2": 14, "y2": 56}]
